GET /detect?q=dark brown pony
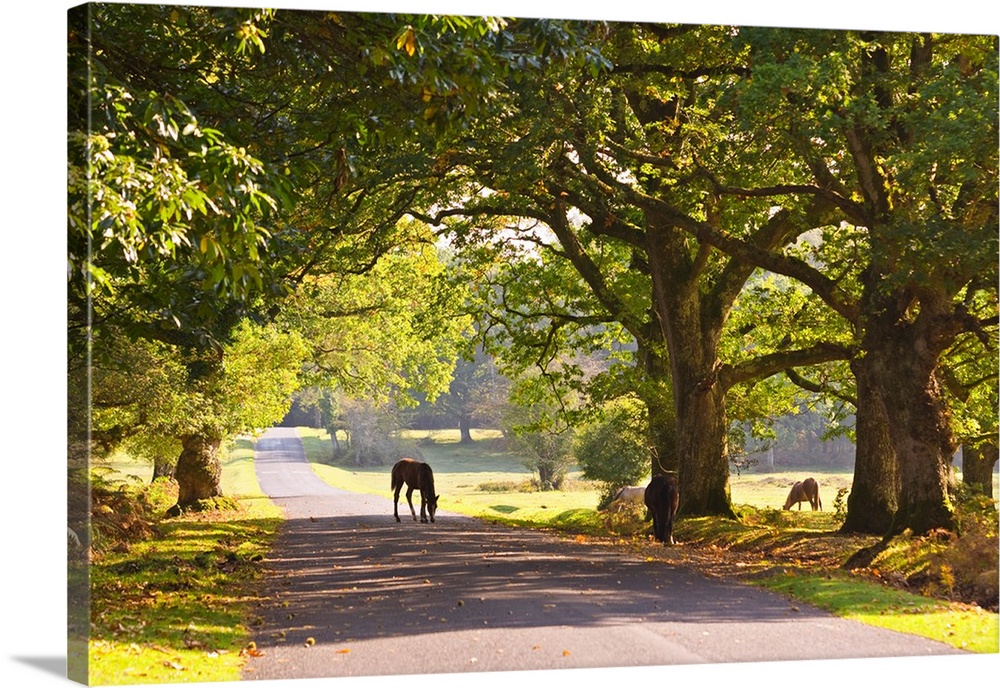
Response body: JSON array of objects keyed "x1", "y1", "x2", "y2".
[
  {"x1": 391, "y1": 458, "x2": 439, "y2": 523},
  {"x1": 783, "y1": 477, "x2": 822, "y2": 511},
  {"x1": 644, "y1": 474, "x2": 679, "y2": 545}
]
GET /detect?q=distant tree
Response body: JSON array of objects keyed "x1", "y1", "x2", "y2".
[
  {"x1": 337, "y1": 397, "x2": 415, "y2": 467},
  {"x1": 432, "y1": 345, "x2": 510, "y2": 442},
  {"x1": 502, "y1": 376, "x2": 579, "y2": 490}
]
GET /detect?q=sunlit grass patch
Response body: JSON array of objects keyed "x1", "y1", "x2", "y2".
[
  {"x1": 87, "y1": 439, "x2": 281, "y2": 685},
  {"x1": 757, "y1": 571, "x2": 999, "y2": 654}
]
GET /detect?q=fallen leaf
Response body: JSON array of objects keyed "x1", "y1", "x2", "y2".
[
  {"x1": 305, "y1": 637, "x2": 315, "y2": 647},
  {"x1": 335, "y1": 648, "x2": 351, "y2": 654},
  {"x1": 562, "y1": 650, "x2": 571, "y2": 656}
]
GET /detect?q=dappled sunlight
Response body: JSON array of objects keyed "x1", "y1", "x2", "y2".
[{"x1": 249, "y1": 511, "x2": 817, "y2": 654}]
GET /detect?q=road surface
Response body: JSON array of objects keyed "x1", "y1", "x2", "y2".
[{"x1": 242, "y1": 427, "x2": 963, "y2": 681}]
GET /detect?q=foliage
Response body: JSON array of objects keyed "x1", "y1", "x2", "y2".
[
  {"x1": 832, "y1": 487, "x2": 851, "y2": 524},
  {"x1": 71, "y1": 5, "x2": 998, "y2": 537},
  {"x1": 574, "y1": 396, "x2": 652, "y2": 507},
  {"x1": 87, "y1": 469, "x2": 174, "y2": 556},
  {"x1": 334, "y1": 397, "x2": 422, "y2": 467},
  {"x1": 501, "y1": 376, "x2": 581, "y2": 490},
  {"x1": 280, "y1": 233, "x2": 471, "y2": 407},
  {"x1": 86, "y1": 333, "x2": 189, "y2": 458},
  {"x1": 505, "y1": 425, "x2": 575, "y2": 491},
  {"x1": 209, "y1": 320, "x2": 308, "y2": 434},
  {"x1": 923, "y1": 484, "x2": 1000, "y2": 607}
]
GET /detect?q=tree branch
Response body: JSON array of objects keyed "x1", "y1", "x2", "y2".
[
  {"x1": 784, "y1": 367, "x2": 859, "y2": 407},
  {"x1": 721, "y1": 342, "x2": 854, "y2": 390}
]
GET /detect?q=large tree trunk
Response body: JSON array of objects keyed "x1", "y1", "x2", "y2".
[
  {"x1": 866, "y1": 298, "x2": 958, "y2": 535},
  {"x1": 961, "y1": 442, "x2": 998, "y2": 498},
  {"x1": 169, "y1": 433, "x2": 224, "y2": 514},
  {"x1": 647, "y1": 229, "x2": 735, "y2": 518},
  {"x1": 637, "y1": 334, "x2": 679, "y2": 477},
  {"x1": 673, "y1": 376, "x2": 734, "y2": 516},
  {"x1": 841, "y1": 355, "x2": 899, "y2": 534}
]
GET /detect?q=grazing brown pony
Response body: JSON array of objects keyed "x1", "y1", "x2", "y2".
[
  {"x1": 391, "y1": 458, "x2": 439, "y2": 523},
  {"x1": 783, "y1": 477, "x2": 822, "y2": 511},
  {"x1": 644, "y1": 474, "x2": 680, "y2": 545}
]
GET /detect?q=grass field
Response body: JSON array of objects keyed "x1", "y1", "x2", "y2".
[{"x1": 299, "y1": 427, "x2": 860, "y2": 526}]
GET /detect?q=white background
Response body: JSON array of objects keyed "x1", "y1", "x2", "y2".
[{"x1": 3, "y1": 2, "x2": 997, "y2": 687}]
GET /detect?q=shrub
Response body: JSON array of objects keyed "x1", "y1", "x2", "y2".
[
  {"x1": 926, "y1": 484, "x2": 1000, "y2": 609},
  {"x1": 88, "y1": 471, "x2": 176, "y2": 557},
  {"x1": 833, "y1": 487, "x2": 850, "y2": 525},
  {"x1": 601, "y1": 499, "x2": 649, "y2": 536},
  {"x1": 575, "y1": 397, "x2": 651, "y2": 508}
]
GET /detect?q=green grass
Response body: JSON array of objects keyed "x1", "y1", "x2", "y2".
[
  {"x1": 758, "y1": 571, "x2": 999, "y2": 653},
  {"x1": 298, "y1": 427, "x2": 999, "y2": 654},
  {"x1": 87, "y1": 438, "x2": 282, "y2": 685}
]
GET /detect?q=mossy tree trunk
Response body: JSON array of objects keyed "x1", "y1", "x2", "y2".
[
  {"x1": 637, "y1": 332, "x2": 678, "y2": 478},
  {"x1": 841, "y1": 355, "x2": 899, "y2": 534},
  {"x1": 168, "y1": 434, "x2": 224, "y2": 515},
  {"x1": 864, "y1": 281, "x2": 960, "y2": 535}
]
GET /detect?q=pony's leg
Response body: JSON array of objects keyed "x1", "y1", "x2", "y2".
[
  {"x1": 405, "y1": 487, "x2": 418, "y2": 521},
  {"x1": 419, "y1": 495, "x2": 427, "y2": 523},
  {"x1": 393, "y1": 484, "x2": 402, "y2": 522}
]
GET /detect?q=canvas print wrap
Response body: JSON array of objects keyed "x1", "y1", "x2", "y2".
[{"x1": 67, "y1": 2, "x2": 999, "y2": 686}]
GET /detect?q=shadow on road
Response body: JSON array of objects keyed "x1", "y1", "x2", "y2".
[{"x1": 251, "y1": 510, "x2": 811, "y2": 649}]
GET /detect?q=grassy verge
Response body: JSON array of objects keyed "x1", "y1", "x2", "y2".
[
  {"x1": 757, "y1": 571, "x2": 998, "y2": 653},
  {"x1": 86, "y1": 439, "x2": 282, "y2": 685},
  {"x1": 298, "y1": 427, "x2": 999, "y2": 655}
]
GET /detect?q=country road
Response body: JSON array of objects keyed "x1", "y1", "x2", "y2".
[{"x1": 242, "y1": 427, "x2": 964, "y2": 682}]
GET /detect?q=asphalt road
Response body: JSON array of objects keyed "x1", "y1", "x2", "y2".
[{"x1": 242, "y1": 427, "x2": 963, "y2": 682}]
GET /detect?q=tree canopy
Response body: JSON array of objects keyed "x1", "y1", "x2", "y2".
[{"x1": 69, "y1": 4, "x2": 997, "y2": 532}]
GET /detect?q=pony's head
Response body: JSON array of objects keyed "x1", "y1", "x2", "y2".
[{"x1": 428, "y1": 494, "x2": 439, "y2": 522}]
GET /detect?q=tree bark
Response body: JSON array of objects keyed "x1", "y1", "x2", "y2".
[
  {"x1": 865, "y1": 292, "x2": 958, "y2": 535},
  {"x1": 636, "y1": 334, "x2": 679, "y2": 477},
  {"x1": 841, "y1": 355, "x2": 899, "y2": 534},
  {"x1": 647, "y1": 226, "x2": 736, "y2": 518},
  {"x1": 962, "y1": 441, "x2": 998, "y2": 499},
  {"x1": 170, "y1": 433, "x2": 223, "y2": 513}
]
